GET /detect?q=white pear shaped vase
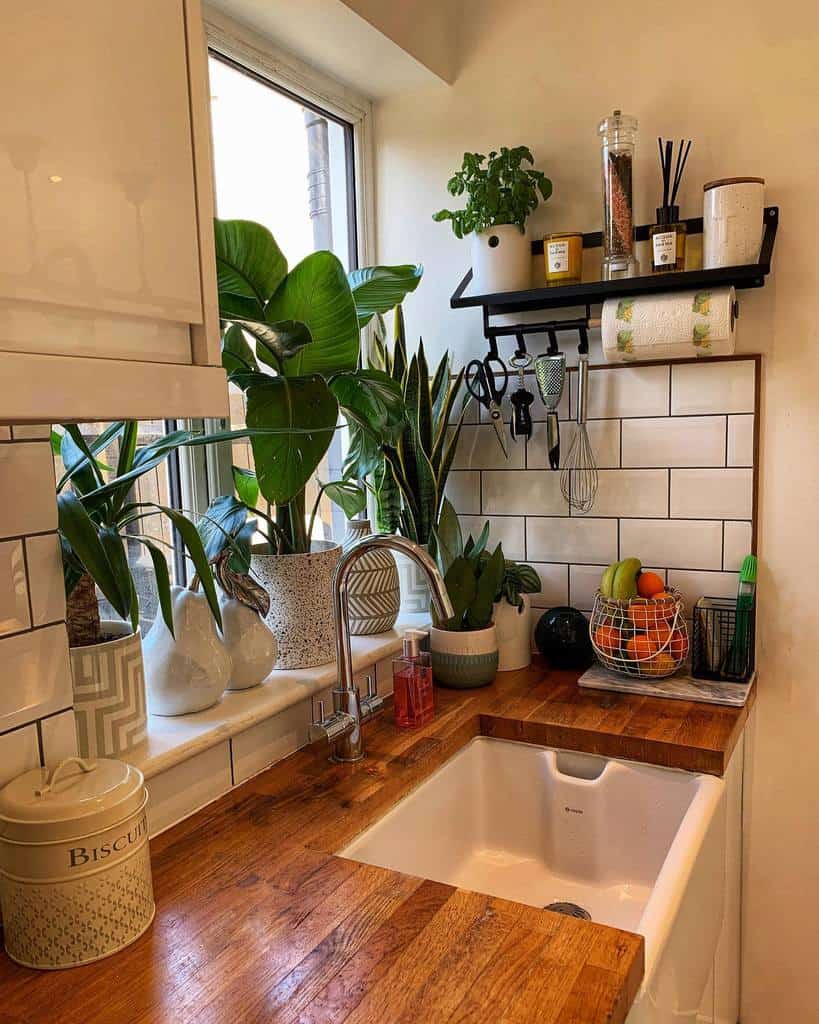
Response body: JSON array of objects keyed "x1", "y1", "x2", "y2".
[{"x1": 219, "y1": 592, "x2": 278, "y2": 690}]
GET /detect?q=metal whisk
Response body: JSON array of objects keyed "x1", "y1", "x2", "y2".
[{"x1": 561, "y1": 354, "x2": 598, "y2": 513}]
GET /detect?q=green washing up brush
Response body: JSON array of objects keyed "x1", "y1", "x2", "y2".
[{"x1": 723, "y1": 554, "x2": 757, "y2": 679}]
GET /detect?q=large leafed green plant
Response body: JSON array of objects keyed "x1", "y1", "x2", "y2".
[
  {"x1": 432, "y1": 499, "x2": 505, "y2": 631},
  {"x1": 214, "y1": 219, "x2": 422, "y2": 554}
]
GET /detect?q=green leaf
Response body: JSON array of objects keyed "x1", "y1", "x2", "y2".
[
  {"x1": 240, "y1": 318, "x2": 312, "y2": 371},
  {"x1": 321, "y1": 480, "x2": 366, "y2": 519},
  {"x1": 347, "y1": 265, "x2": 423, "y2": 328},
  {"x1": 466, "y1": 521, "x2": 490, "y2": 564},
  {"x1": 61, "y1": 426, "x2": 105, "y2": 496},
  {"x1": 232, "y1": 466, "x2": 259, "y2": 508},
  {"x1": 214, "y1": 219, "x2": 287, "y2": 317},
  {"x1": 57, "y1": 492, "x2": 130, "y2": 620},
  {"x1": 159, "y1": 506, "x2": 222, "y2": 631},
  {"x1": 435, "y1": 498, "x2": 463, "y2": 574},
  {"x1": 197, "y1": 495, "x2": 249, "y2": 563},
  {"x1": 329, "y1": 369, "x2": 405, "y2": 445},
  {"x1": 467, "y1": 543, "x2": 505, "y2": 629},
  {"x1": 373, "y1": 458, "x2": 401, "y2": 533},
  {"x1": 245, "y1": 375, "x2": 337, "y2": 504},
  {"x1": 98, "y1": 527, "x2": 133, "y2": 620},
  {"x1": 442, "y1": 556, "x2": 477, "y2": 628},
  {"x1": 138, "y1": 538, "x2": 175, "y2": 637},
  {"x1": 265, "y1": 251, "x2": 360, "y2": 377},
  {"x1": 221, "y1": 324, "x2": 259, "y2": 378},
  {"x1": 342, "y1": 422, "x2": 383, "y2": 482}
]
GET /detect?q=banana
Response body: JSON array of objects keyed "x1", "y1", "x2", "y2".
[
  {"x1": 612, "y1": 557, "x2": 642, "y2": 600},
  {"x1": 599, "y1": 561, "x2": 619, "y2": 598}
]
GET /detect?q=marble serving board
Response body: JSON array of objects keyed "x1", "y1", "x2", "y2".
[{"x1": 579, "y1": 661, "x2": 756, "y2": 707}]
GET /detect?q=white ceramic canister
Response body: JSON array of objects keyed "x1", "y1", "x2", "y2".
[
  {"x1": 703, "y1": 177, "x2": 765, "y2": 268},
  {"x1": 0, "y1": 757, "x2": 154, "y2": 969},
  {"x1": 470, "y1": 224, "x2": 531, "y2": 294}
]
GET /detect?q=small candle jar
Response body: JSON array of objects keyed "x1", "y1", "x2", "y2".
[{"x1": 543, "y1": 231, "x2": 583, "y2": 285}]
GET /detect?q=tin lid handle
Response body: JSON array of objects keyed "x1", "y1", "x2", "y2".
[{"x1": 35, "y1": 757, "x2": 98, "y2": 797}]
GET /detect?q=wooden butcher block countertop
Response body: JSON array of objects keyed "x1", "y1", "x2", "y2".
[{"x1": 0, "y1": 659, "x2": 754, "y2": 1023}]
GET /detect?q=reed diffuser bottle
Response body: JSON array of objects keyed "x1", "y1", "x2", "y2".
[{"x1": 650, "y1": 138, "x2": 692, "y2": 273}]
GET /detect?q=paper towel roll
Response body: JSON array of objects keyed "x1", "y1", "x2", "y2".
[{"x1": 601, "y1": 287, "x2": 737, "y2": 363}]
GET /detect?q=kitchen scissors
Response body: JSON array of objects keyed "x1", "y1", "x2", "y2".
[{"x1": 465, "y1": 355, "x2": 509, "y2": 457}]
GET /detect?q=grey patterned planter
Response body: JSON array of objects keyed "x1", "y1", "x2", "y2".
[
  {"x1": 69, "y1": 621, "x2": 147, "y2": 759},
  {"x1": 395, "y1": 543, "x2": 432, "y2": 615},
  {"x1": 429, "y1": 624, "x2": 499, "y2": 689},
  {"x1": 251, "y1": 541, "x2": 341, "y2": 670},
  {"x1": 342, "y1": 520, "x2": 400, "y2": 635}
]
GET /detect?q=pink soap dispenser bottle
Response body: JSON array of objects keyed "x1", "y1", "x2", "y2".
[{"x1": 392, "y1": 630, "x2": 434, "y2": 729}]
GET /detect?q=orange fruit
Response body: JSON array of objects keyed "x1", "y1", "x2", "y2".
[
  {"x1": 628, "y1": 600, "x2": 661, "y2": 630},
  {"x1": 625, "y1": 634, "x2": 658, "y2": 661},
  {"x1": 646, "y1": 623, "x2": 689, "y2": 659},
  {"x1": 644, "y1": 652, "x2": 676, "y2": 677},
  {"x1": 668, "y1": 628, "x2": 689, "y2": 659},
  {"x1": 594, "y1": 625, "x2": 622, "y2": 655},
  {"x1": 637, "y1": 571, "x2": 665, "y2": 599}
]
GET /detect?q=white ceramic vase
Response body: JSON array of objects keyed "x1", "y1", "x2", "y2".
[
  {"x1": 493, "y1": 594, "x2": 533, "y2": 672},
  {"x1": 70, "y1": 621, "x2": 148, "y2": 759},
  {"x1": 143, "y1": 587, "x2": 231, "y2": 716},
  {"x1": 429, "y1": 624, "x2": 499, "y2": 689},
  {"x1": 251, "y1": 541, "x2": 341, "y2": 670},
  {"x1": 471, "y1": 224, "x2": 531, "y2": 294},
  {"x1": 219, "y1": 592, "x2": 278, "y2": 690},
  {"x1": 342, "y1": 519, "x2": 400, "y2": 635},
  {"x1": 395, "y1": 543, "x2": 432, "y2": 616}
]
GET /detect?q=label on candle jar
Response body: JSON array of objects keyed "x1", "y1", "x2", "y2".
[
  {"x1": 652, "y1": 231, "x2": 677, "y2": 267},
  {"x1": 547, "y1": 240, "x2": 570, "y2": 273}
]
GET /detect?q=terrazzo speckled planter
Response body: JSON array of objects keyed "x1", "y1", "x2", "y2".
[
  {"x1": 430, "y1": 624, "x2": 499, "y2": 689},
  {"x1": 342, "y1": 520, "x2": 400, "y2": 635},
  {"x1": 251, "y1": 541, "x2": 341, "y2": 670}
]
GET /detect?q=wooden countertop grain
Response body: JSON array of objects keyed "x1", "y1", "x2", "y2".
[{"x1": 0, "y1": 659, "x2": 753, "y2": 1023}]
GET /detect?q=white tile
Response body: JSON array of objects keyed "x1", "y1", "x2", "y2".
[
  {"x1": 727, "y1": 415, "x2": 754, "y2": 466},
  {"x1": 146, "y1": 741, "x2": 232, "y2": 836},
  {"x1": 528, "y1": 419, "x2": 620, "y2": 470},
  {"x1": 24, "y1": 533, "x2": 66, "y2": 626},
  {"x1": 480, "y1": 374, "x2": 569, "y2": 424},
  {"x1": 571, "y1": 365, "x2": 670, "y2": 419},
  {"x1": 667, "y1": 569, "x2": 739, "y2": 610},
  {"x1": 622, "y1": 416, "x2": 726, "y2": 468},
  {"x1": 0, "y1": 540, "x2": 30, "y2": 636},
  {"x1": 444, "y1": 471, "x2": 481, "y2": 515},
  {"x1": 0, "y1": 443, "x2": 58, "y2": 538},
  {"x1": 482, "y1": 471, "x2": 567, "y2": 516},
  {"x1": 671, "y1": 360, "x2": 756, "y2": 415},
  {"x1": 724, "y1": 522, "x2": 753, "y2": 571},
  {"x1": 452, "y1": 425, "x2": 524, "y2": 470},
  {"x1": 0, "y1": 624, "x2": 73, "y2": 732},
  {"x1": 40, "y1": 710, "x2": 78, "y2": 765},
  {"x1": 0, "y1": 724, "x2": 40, "y2": 788},
  {"x1": 457, "y1": 515, "x2": 525, "y2": 560},
  {"x1": 527, "y1": 518, "x2": 617, "y2": 565},
  {"x1": 586, "y1": 470, "x2": 668, "y2": 518},
  {"x1": 232, "y1": 701, "x2": 310, "y2": 785},
  {"x1": 529, "y1": 564, "x2": 569, "y2": 608},
  {"x1": 569, "y1": 564, "x2": 608, "y2": 611},
  {"x1": 450, "y1": 395, "x2": 480, "y2": 426},
  {"x1": 0, "y1": 428, "x2": 11, "y2": 441},
  {"x1": 619, "y1": 519, "x2": 723, "y2": 570},
  {"x1": 671, "y1": 469, "x2": 753, "y2": 520},
  {"x1": 11, "y1": 425, "x2": 52, "y2": 441}
]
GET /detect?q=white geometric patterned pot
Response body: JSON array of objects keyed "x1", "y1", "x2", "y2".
[
  {"x1": 395, "y1": 543, "x2": 433, "y2": 616},
  {"x1": 251, "y1": 541, "x2": 341, "y2": 670},
  {"x1": 342, "y1": 520, "x2": 400, "y2": 636},
  {"x1": 69, "y1": 622, "x2": 147, "y2": 759}
]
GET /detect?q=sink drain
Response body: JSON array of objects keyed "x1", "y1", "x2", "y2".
[{"x1": 543, "y1": 901, "x2": 592, "y2": 921}]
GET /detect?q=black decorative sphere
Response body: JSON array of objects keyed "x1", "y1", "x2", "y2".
[{"x1": 534, "y1": 606, "x2": 594, "y2": 670}]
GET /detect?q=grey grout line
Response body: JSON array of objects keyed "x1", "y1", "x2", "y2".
[
  {"x1": 35, "y1": 720, "x2": 45, "y2": 766},
  {"x1": 20, "y1": 536, "x2": 35, "y2": 630}
]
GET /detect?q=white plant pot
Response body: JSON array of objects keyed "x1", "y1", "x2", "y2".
[
  {"x1": 429, "y1": 624, "x2": 499, "y2": 689},
  {"x1": 69, "y1": 621, "x2": 147, "y2": 759},
  {"x1": 342, "y1": 519, "x2": 400, "y2": 635},
  {"x1": 493, "y1": 594, "x2": 533, "y2": 672},
  {"x1": 471, "y1": 224, "x2": 531, "y2": 294},
  {"x1": 395, "y1": 543, "x2": 432, "y2": 616},
  {"x1": 219, "y1": 593, "x2": 278, "y2": 690},
  {"x1": 143, "y1": 587, "x2": 231, "y2": 716},
  {"x1": 251, "y1": 541, "x2": 341, "y2": 670}
]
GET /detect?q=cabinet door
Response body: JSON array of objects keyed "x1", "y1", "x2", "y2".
[{"x1": 0, "y1": 0, "x2": 204, "y2": 361}]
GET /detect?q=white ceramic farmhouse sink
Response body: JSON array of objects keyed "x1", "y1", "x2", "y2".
[{"x1": 342, "y1": 737, "x2": 730, "y2": 1023}]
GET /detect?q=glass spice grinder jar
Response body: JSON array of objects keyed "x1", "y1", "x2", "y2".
[{"x1": 598, "y1": 110, "x2": 639, "y2": 280}]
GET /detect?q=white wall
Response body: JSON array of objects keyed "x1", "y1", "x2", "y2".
[{"x1": 372, "y1": 1, "x2": 819, "y2": 1020}]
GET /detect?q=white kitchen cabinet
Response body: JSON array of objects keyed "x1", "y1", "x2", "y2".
[{"x1": 0, "y1": 0, "x2": 227, "y2": 422}]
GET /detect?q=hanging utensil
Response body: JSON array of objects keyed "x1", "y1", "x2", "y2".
[
  {"x1": 561, "y1": 354, "x2": 598, "y2": 512},
  {"x1": 509, "y1": 351, "x2": 534, "y2": 443},
  {"x1": 534, "y1": 351, "x2": 566, "y2": 470},
  {"x1": 465, "y1": 354, "x2": 509, "y2": 457}
]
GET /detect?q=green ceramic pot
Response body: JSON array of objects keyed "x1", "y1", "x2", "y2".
[{"x1": 429, "y1": 625, "x2": 499, "y2": 689}]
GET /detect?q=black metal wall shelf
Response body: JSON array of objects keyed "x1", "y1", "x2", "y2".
[{"x1": 450, "y1": 207, "x2": 778, "y2": 319}]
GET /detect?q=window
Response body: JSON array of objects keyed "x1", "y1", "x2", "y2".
[{"x1": 207, "y1": 49, "x2": 361, "y2": 544}]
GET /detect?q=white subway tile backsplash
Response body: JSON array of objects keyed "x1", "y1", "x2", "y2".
[
  {"x1": 482, "y1": 470, "x2": 567, "y2": 516},
  {"x1": 0, "y1": 724, "x2": 40, "y2": 788},
  {"x1": 572, "y1": 365, "x2": 670, "y2": 419},
  {"x1": 481, "y1": 375, "x2": 570, "y2": 424},
  {"x1": 667, "y1": 569, "x2": 740, "y2": 610},
  {"x1": 622, "y1": 416, "x2": 726, "y2": 468},
  {"x1": 453, "y1": 425, "x2": 525, "y2": 470},
  {"x1": 587, "y1": 469, "x2": 669, "y2": 518},
  {"x1": 0, "y1": 624, "x2": 73, "y2": 732},
  {"x1": 0, "y1": 540, "x2": 30, "y2": 636},
  {"x1": 527, "y1": 518, "x2": 617, "y2": 565},
  {"x1": 11, "y1": 425, "x2": 52, "y2": 441},
  {"x1": 724, "y1": 521, "x2": 753, "y2": 571},
  {"x1": 457, "y1": 515, "x2": 525, "y2": 560},
  {"x1": 529, "y1": 564, "x2": 569, "y2": 608},
  {"x1": 671, "y1": 360, "x2": 756, "y2": 415},
  {"x1": 529, "y1": 419, "x2": 620, "y2": 471},
  {"x1": 146, "y1": 741, "x2": 232, "y2": 836},
  {"x1": 25, "y1": 533, "x2": 66, "y2": 626},
  {"x1": 0, "y1": 443, "x2": 58, "y2": 538},
  {"x1": 445, "y1": 470, "x2": 481, "y2": 515},
  {"x1": 727, "y1": 415, "x2": 754, "y2": 466},
  {"x1": 569, "y1": 564, "x2": 607, "y2": 612},
  {"x1": 671, "y1": 469, "x2": 753, "y2": 520},
  {"x1": 0, "y1": 428, "x2": 11, "y2": 441},
  {"x1": 619, "y1": 519, "x2": 723, "y2": 570},
  {"x1": 40, "y1": 709, "x2": 79, "y2": 764}
]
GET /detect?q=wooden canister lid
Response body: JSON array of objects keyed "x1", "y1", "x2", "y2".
[{"x1": 703, "y1": 177, "x2": 765, "y2": 191}]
